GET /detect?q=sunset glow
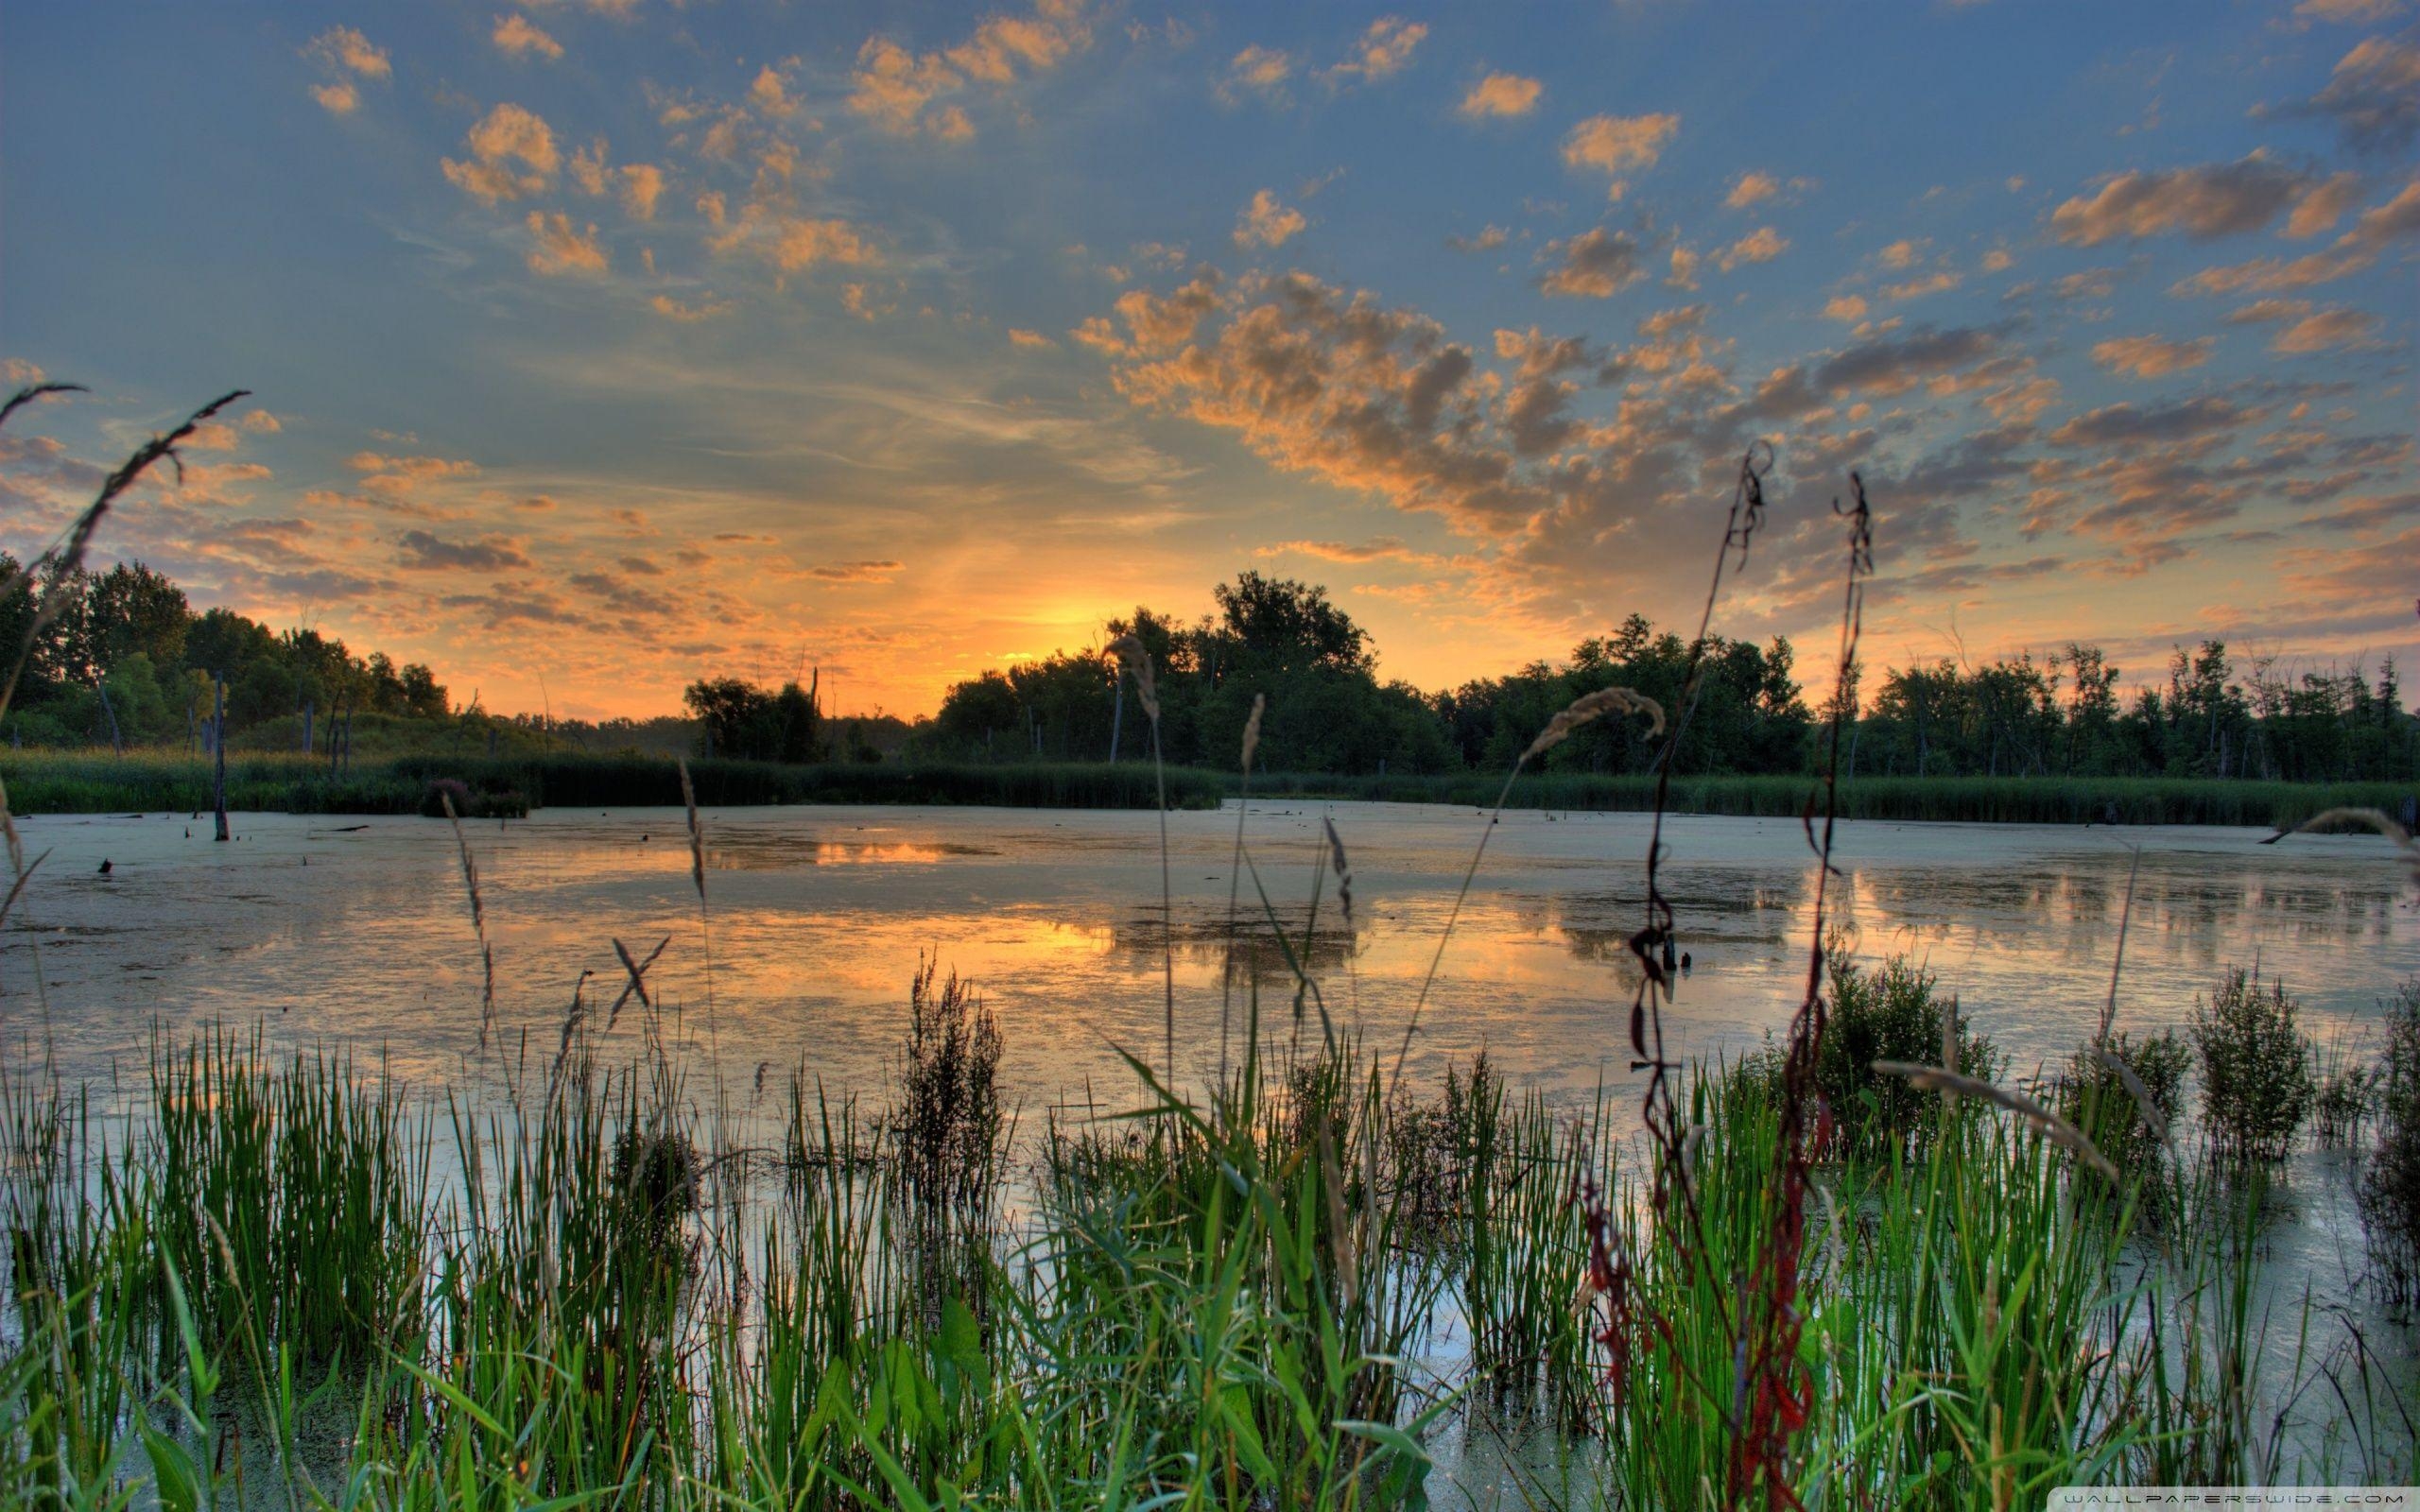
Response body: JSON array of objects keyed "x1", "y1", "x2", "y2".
[{"x1": 3, "y1": 2, "x2": 2412, "y2": 720}]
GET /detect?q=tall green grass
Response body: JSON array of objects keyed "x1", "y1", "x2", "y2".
[{"x1": 3, "y1": 1005, "x2": 2409, "y2": 1507}]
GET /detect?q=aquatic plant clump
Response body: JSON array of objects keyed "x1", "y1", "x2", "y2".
[{"x1": 2192, "y1": 968, "x2": 2320, "y2": 1161}]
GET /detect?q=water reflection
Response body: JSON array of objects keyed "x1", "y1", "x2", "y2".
[{"x1": 2, "y1": 803, "x2": 2412, "y2": 1114}]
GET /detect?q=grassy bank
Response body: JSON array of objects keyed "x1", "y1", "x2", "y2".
[
  {"x1": 0, "y1": 750, "x2": 1223, "y2": 816},
  {"x1": 5, "y1": 747, "x2": 2415, "y2": 826},
  {"x1": 1252, "y1": 769, "x2": 2420, "y2": 828}
]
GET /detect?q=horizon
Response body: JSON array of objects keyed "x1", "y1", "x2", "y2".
[{"x1": 3, "y1": 1, "x2": 2414, "y2": 722}]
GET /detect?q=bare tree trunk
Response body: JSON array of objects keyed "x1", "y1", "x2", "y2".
[
  {"x1": 212, "y1": 675, "x2": 230, "y2": 843},
  {"x1": 1108, "y1": 676, "x2": 1124, "y2": 765}
]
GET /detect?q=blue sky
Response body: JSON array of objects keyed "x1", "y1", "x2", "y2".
[{"x1": 3, "y1": 0, "x2": 2412, "y2": 717}]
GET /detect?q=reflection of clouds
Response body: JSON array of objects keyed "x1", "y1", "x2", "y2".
[{"x1": 11, "y1": 808, "x2": 2415, "y2": 1132}]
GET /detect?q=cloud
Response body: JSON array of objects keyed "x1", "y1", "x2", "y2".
[
  {"x1": 1458, "y1": 71, "x2": 1542, "y2": 118},
  {"x1": 649, "y1": 293, "x2": 734, "y2": 320},
  {"x1": 708, "y1": 205, "x2": 880, "y2": 274},
  {"x1": 441, "y1": 103, "x2": 559, "y2": 204},
  {"x1": 2290, "y1": 0, "x2": 2405, "y2": 22},
  {"x1": 2089, "y1": 334, "x2": 2215, "y2": 378},
  {"x1": 396, "y1": 529, "x2": 532, "y2": 572},
  {"x1": 2169, "y1": 248, "x2": 2375, "y2": 293},
  {"x1": 2280, "y1": 35, "x2": 2420, "y2": 153},
  {"x1": 1220, "y1": 44, "x2": 1292, "y2": 103},
  {"x1": 1715, "y1": 226, "x2": 1789, "y2": 271},
  {"x1": 751, "y1": 64, "x2": 795, "y2": 116},
  {"x1": 346, "y1": 452, "x2": 480, "y2": 495},
  {"x1": 804, "y1": 558, "x2": 902, "y2": 582},
  {"x1": 1726, "y1": 170, "x2": 1778, "y2": 208},
  {"x1": 493, "y1": 14, "x2": 563, "y2": 61},
  {"x1": 1447, "y1": 225, "x2": 1509, "y2": 252},
  {"x1": 2048, "y1": 153, "x2": 2313, "y2": 244},
  {"x1": 1322, "y1": 17, "x2": 1427, "y2": 85},
  {"x1": 2048, "y1": 394, "x2": 2252, "y2": 448},
  {"x1": 2226, "y1": 300, "x2": 2380, "y2": 353},
  {"x1": 1809, "y1": 323, "x2": 2007, "y2": 397},
  {"x1": 1881, "y1": 268, "x2": 1960, "y2": 300},
  {"x1": 847, "y1": 0, "x2": 1092, "y2": 138},
  {"x1": 616, "y1": 163, "x2": 665, "y2": 219},
  {"x1": 1561, "y1": 112, "x2": 1679, "y2": 198},
  {"x1": 1102, "y1": 270, "x2": 1534, "y2": 530},
  {"x1": 303, "y1": 26, "x2": 389, "y2": 112},
  {"x1": 2284, "y1": 170, "x2": 2364, "y2": 236},
  {"x1": 1234, "y1": 189, "x2": 1305, "y2": 249},
  {"x1": 1257, "y1": 537, "x2": 1430, "y2": 563},
  {"x1": 1822, "y1": 293, "x2": 1869, "y2": 322},
  {"x1": 526, "y1": 212, "x2": 607, "y2": 276},
  {"x1": 2342, "y1": 178, "x2": 2420, "y2": 247},
  {"x1": 1538, "y1": 228, "x2": 1646, "y2": 297},
  {"x1": 1878, "y1": 238, "x2": 1925, "y2": 269}
]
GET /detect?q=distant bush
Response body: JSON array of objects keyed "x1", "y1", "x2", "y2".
[
  {"x1": 2359, "y1": 979, "x2": 2420, "y2": 1308},
  {"x1": 2058, "y1": 1029, "x2": 2190, "y2": 1178},
  {"x1": 1736, "y1": 956, "x2": 1996, "y2": 1159},
  {"x1": 2190, "y1": 970, "x2": 2317, "y2": 1161}
]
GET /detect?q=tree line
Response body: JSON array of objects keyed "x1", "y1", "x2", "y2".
[
  {"x1": 909, "y1": 571, "x2": 2417, "y2": 784},
  {"x1": 1, "y1": 556, "x2": 449, "y2": 751},
  {"x1": 9, "y1": 556, "x2": 2412, "y2": 785}
]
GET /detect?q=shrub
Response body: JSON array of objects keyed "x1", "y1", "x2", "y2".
[
  {"x1": 895, "y1": 956, "x2": 1006, "y2": 1222},
  {"x1": 1818, "y1": 955, "x2": 1996, "y2": 1158},
  {"x1": 2358, "y1": 978, "x2": 2420, "y2": 1308},
  {"x1": 2190, "y1": 970, "x2": 2316, "y2": 1161},
  {"x1": 2059, "y1": 1029, "x2": 2190, "y2": 1177}
]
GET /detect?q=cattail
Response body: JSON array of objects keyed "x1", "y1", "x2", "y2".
[
  {"x1": 1873, "y1": 1059, "x2": 2118, "y2": 1182},
  {"x1": 1105, "y1": 634, "x2": 1160, "y2": 721},
  {"x1": 1522, "y1": 686, "x2": 1665, "y2": 763},
  {"x1": 677, "y1": 758, "x2": 705, "y2": 901},
  {"x1": 1322, "y1": 816, "x2": 1354, "y2": 930},
  {"x1": 1241, "y1": 692, "x2": 1266, "y2": 772}
]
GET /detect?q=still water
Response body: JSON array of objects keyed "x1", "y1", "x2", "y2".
[
  {"x1": 3, "y1": 801, "x2": 2413, "y2": 1104},
  {"x1": 6, "y1": 799, "x2": 2415, "y2": 1497}
]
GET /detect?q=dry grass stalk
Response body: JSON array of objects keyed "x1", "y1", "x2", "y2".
[
  {"x1": 2087, "y1": 1043, "x2": 2176, "y2": 1161},
  {"x1": 1522, "y1": 687, "x2": 1666, "y2": 762},
  {"x1": 1, "y1": 387, "x2": 251, "y2": 713},
  {"x1": 1873, "y1": 1058, "x2": 2118, "y2": 1183},
  {"x1": 1105, "y1": 633, "x2": 1174, "y2": 1078},
  {"x1": 677, "y1": 758, "x2": 706, "y2": 902},
  {"x1": 1105, "y1": 634, "x2": 1160, "y2": 720},
  {"x1": 441, "y1": 791, "x2": 497, "y2": 1046},
  {"x1": 2263, "y1": 806, "x2": 2420, "y2": 895},
  {"x1": 1221, "y1": 692, "x2": 1269, "y2": 1089}
]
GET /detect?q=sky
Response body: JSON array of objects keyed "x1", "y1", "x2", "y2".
[{"x1": 1, "y1": 0, "x2": 2413, "y2": 722}]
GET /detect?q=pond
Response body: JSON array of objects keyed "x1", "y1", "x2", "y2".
[{"x1": 6, "y1": 801, "x2": 2411, "y2": 1108}]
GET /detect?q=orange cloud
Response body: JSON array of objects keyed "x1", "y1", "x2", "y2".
[
  {"x1": 1561, "y1": 112, "x2": 1679, "y2": 198},
  {"x1": 493, "y1": 14, "x2": 563, "y2": 61},
  {"x1": 2089, "y1": 334, "x2": 2215, "y2": 378},
  {"x1": 1458, "y1": 71, "x2": 1542, "y2": 119},
  {"x1": 526, "y1": 212, "x2": 606, "y2": 276},
  {"x1": 442, "y1": 103, "x2": 560, "y2": 203},
  {"x1": 1234, "y1": 189, "x2": 1305, "y2": 249}
]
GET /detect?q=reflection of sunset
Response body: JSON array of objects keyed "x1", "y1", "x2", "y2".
[{"x1": 9, "y1": 805, "x2": 2413, "y2": 1125}]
